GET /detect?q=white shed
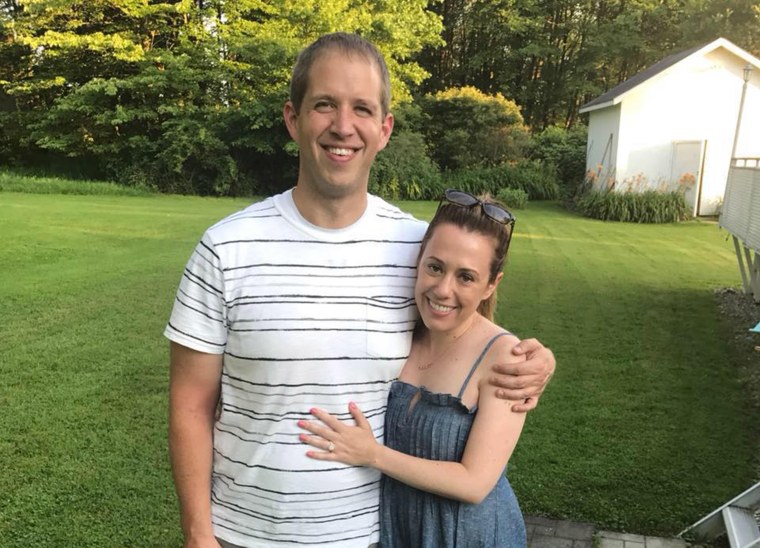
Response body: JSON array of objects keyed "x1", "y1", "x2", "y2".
[{"x1": 579, "y1": 37, "x2": 760, "y2": 216}]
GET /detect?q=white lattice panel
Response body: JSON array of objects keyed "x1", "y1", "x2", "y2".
[
  {"x1": 721, "y1": 167, "x2": 759, "y2": 247},
  {"x1": 747, "y1": 170, "x2": 760, "y2": 250}
]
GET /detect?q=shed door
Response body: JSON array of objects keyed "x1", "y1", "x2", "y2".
[{"x1": 671, "y1": 140, "x2": 706, "y2": 217}]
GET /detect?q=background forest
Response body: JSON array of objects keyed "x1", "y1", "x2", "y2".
[{"x1": 1, "y1": 0, "x2": 759, "y2": 198}]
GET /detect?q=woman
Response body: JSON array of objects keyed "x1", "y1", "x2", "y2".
[{"x1": 299, "y1": 189, "x2": 528, "y2": 547}]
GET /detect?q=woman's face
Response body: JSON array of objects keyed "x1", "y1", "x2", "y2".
[{"x1": 415, "y1": 222, "x2": 502, "y2": 337}]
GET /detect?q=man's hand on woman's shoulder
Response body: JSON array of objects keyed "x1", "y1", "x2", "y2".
[{"x1": 489, "y1": 338, "x2": 555, "y2": 412}]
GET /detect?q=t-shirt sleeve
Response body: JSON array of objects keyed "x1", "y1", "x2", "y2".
[{"x1": 164, "y1": 232, "x2": 227, "y2": 354}]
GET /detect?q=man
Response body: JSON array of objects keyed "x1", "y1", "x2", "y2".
[{"x1": 167, "y1": 32, "x2": 554, "y2": 548}]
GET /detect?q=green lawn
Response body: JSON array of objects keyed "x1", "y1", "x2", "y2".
[{"x1": 0, "y1": 191, "x2": 755, "y2": 546}]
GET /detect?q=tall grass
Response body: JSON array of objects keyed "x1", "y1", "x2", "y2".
[
  {"x1": 444, "y1": 161, "x2": 561, "y2": 201},
  {"x1": 576, "y1": 188, "x2": 690, "y2": 223},
  {"x1": 0, "y1": 171, "x2": 155, "y2": 196},
  {"x1": 0, "y1": 191, "x2": 756, "y2": 546}
]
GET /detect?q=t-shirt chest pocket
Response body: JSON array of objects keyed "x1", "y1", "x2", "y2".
[{"x1": 364, "y1": 295, "x2": 417, "y2": 360}]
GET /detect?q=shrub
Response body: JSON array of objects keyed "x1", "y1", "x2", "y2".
[
  {"x1": 442, "y1": 161, "x2": 560, "y2": 201},
  {"x1": 575, "y1": 188, "x2": 690, "y2": 223},
  {"x1": 419, "y1": 87, "x2": 530, "y2": 171},
  {"x1": 497, "y1": 187, "x2": 528, "y2": 210},
  {"x1": 369, "y1": 130, "x2": 441, "y2": 200},
  {"x1": 528, "y1": 124, "x2": 588, "y2": 202}
]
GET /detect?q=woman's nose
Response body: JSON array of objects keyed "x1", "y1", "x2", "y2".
[{"x1": 432, "y1": 275, "x2": 454, "y2": 298}]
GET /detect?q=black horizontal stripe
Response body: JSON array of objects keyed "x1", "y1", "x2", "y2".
[
  {"x1": 221, "y1": 402, "x2": 385, "y2": 422},
  {"x1": 227, "y1": 326, "x2": 414, "y2": 334},
  {"x1": 215, "y1": 422, "x2": 385, "y2": 446},
  {"x1": 221, "y1": 406, "x2": 386, "y2": 426},
  {"x1": 215, "y1": 425, "x2": 303, "y2": 446},
  {"x1": 214, "y1": 471, "x2": 380, "y2": 497},
  {"x1": 228, "y1": 293, "x2": 413, "y2": 302},
  {"x1": 178, "y1": 286, "x2": 224, "y2": 315},
  {"x1": 234, "y1": 317, "x2": 413, "y2": 325},
  {"x1": 214, "y1": 475, "x2": 378, "y2": 505},
  {"x1": 227, "y1": 298, "x2": 416, "y2": 310},
  {"x1": 223, "y1": 375, "x2": 392, "y2": 389},
  {"x1": 174, "y1": 296, "x2": 224, "y2": 324},
  {"x1": 226, "y1": 273, "x2": 416, "y2": 283},
  {"x1": 224, "y1": 352, "x2": 407, "y2": 362},
  {"x1": 217, "y1": 237, "x2": 421, "y2": 247},
  {"x1": 227, "y1": 294, "x2": 415, "y2": 308},
  {"x1": 221, "y1": 383, "x2": 392, "y2": 400},
  {"x1": 182, "y1": 269, "x2": 222, "y2": 296},
  {"x1": 213, "y1": 512, "x2": 379, "y2": 544},
  {"x1": 211, "y1": 490, "x2": 378, "y2": 524},
  {"x1": 225, "y1": 262, "x2": 416, "y2": 273},
  {"x1": 214, "y1": 448, "x2": 353, "y2": 473},
  {"x1": 221, "y1": 393, "x2": 390, "y2": 416}
]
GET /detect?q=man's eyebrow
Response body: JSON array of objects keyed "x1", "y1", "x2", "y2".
[
  {"x1": 309, "y1": 93, "x2": 334, "y2": 102},
  {"x1": 355, "y1": 97, "x2": 380, "y2": 108}
]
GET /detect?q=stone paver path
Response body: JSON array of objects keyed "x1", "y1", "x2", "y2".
[{"x1": 525, "y1": 516, "x2": 689, "y2": 548}]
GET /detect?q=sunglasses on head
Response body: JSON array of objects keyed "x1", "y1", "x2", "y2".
[{"x1": 438, "y1": 189, "x2": 515, "y2": 227}]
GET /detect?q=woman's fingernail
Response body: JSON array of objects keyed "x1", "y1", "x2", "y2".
[
  {"x1": 299, "y1": 434, "x2": 307, "y2": 442},
  {"x1": 310, "y1": 408, "x2": 317, "y2": 414},
  {"x1": 297, "y1": 420, "x2": 305, "y2": 428}
]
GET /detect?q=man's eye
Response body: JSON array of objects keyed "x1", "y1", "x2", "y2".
[{"x1": 314, "y1": 102, "x2": 333, "y2": 112}]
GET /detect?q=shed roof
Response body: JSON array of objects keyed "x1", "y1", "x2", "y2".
[{"x1": 579, "y1": 37, "x2": 760, "y2": 114}]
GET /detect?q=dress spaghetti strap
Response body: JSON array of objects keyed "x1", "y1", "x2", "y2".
[{"x1": 456, "y1": 332, "x2": 512, "y2": 399}]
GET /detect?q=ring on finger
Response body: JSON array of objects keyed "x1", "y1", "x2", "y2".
[{"x1": 327, "y1": 442, "x2": 335, "y2": 452}]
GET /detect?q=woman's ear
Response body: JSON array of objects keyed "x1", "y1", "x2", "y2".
[{"x1": 483, "y1": 271, "x2": 504, "y2": 301}]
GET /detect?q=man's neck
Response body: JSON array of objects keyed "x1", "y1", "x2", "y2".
[{"x1": 291, "y1": 185, "x2": 369, "y2": 229}]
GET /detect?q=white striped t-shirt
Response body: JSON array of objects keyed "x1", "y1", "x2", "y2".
[{"x1": 165, "y1": 190, "x2": 427, "y2": 547}]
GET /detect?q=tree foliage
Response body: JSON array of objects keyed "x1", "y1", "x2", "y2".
[
  {"x1": 0, "y1": 0, "x2": 442, "y2": 193},
  {"x1": 418, "y1": 0, "x2": 760, "y2": 129}
]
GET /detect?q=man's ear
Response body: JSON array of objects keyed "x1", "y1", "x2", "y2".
[
  {"x1": 377, "y1": 112, "x2": 394, "y2": 151},
  {"x1": 283, "y1": 101, "x2": 299, "y2": 143}
]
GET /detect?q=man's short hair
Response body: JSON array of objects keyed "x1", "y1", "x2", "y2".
[{"x1": 289, "y1": 32, "x2": 391, "y2": 116}]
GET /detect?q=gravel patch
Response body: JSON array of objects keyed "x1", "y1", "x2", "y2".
[{"x1": 714, "y1": 287, "x2": 760, "y2": 477}]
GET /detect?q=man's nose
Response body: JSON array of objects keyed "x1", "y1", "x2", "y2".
[{"x1": 330, "y1": 105, "x2": 356, "y2": 137}]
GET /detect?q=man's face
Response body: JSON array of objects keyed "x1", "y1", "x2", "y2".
[{"x1": 284, "y1": 50, "x2": 394, "y2": 200}]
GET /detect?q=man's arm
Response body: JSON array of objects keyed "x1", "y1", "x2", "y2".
[
  {"x1": 490, "y1": 338, "x2": 555, "y2": 412},
  {"x1": 169, "y1": 342, "x2": 223, "y2": 548}
]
